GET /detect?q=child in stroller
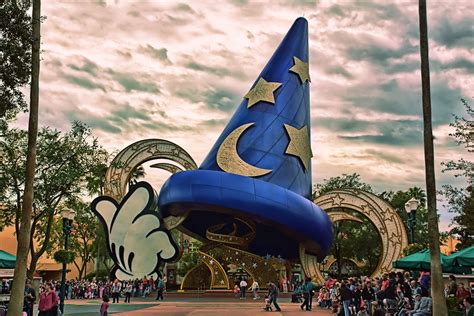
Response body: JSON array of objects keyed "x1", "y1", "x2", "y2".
[{"x1": 263, "y1": 295, "x2": 272, "y2": 311}]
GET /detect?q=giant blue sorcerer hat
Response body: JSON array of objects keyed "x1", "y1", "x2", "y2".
[{"x1": 158, "y1": 18, "x2": 333, "y2": 260}]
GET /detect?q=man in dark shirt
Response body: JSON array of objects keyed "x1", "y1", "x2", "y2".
[
  {"x1": 23, "y1": 280, "x2": 36, "y2": 316},
  {"x1": 267, "y1": 281, "x2": 281, "y2": 312},
  {"x1": 340, "y1": 282, "x2": 353, "y2": 316}
]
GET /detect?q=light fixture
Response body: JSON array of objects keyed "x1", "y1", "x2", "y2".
[{"x1": 404, "y1": 197, "x2": 419, "y2": 213}]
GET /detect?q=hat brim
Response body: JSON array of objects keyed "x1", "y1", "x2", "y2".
[{"x1": 158, "y1": 170, "x2": 333, "y2": 260}]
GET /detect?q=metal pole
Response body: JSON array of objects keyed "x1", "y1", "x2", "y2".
[{"x1": 59, "y1": 218, "x2": 69, "y2": 315}]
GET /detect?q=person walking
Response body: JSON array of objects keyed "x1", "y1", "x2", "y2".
[
  {"x1": 38, "y1": 283, "x2": 58, "y2": 316},
  {"x1": 124, "y1": 282, "x2": 133, "y2": 303},
  {"x1": 249, "y1": 280, "x2": 259, "y2": 300},
  {"x1": 100, "y1": 294, "x2": 110, "y2": 316},
  {"x1": 340, "y1": 282, "x2": 353, "y2": 316},
  {"x1": 267, "y1": 281, "x2": 281, "y2": 312},
  {"x1": 239, "y1": 278, "x2": 248, "y2": 299},
  {"x1": 23, "y1": 280, "x2": 36, "y2": 316},
  {"x1": 361, "y1": 281, "x2": 375, "y2": 315},
  {"x1": 300, "y1": 277, "x2": 314, "y2": 311},
  {"x1": 111, "y1": 280, "x2": 121, "y2": 303},
  {"x1": 156, "y1": 278, "x2": 165, "y2": 301}
]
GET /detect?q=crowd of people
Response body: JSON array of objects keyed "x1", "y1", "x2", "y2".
[
  {"x1": 0, "y1": 270, "x2": 472, "y2": 316},
  {"x1": 288, "y1": 271, "x2": 473, "y2": 316},
  {"x1": 16, "y1": 275, "x2": 168, "y2": 316}
]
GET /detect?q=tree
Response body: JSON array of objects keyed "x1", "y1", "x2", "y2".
[
  {"x1": 313, "y1": 173, "x2": 374, "y2": 198},
  {"x1": 8, "y1": 0, "x2": 41, "y2": 314},
  {"x1": 330, "y1": 218, "x2": 381, "y2": 278},
  {"x1": 418, "y1": 1, "x2": 447, "y2": 313},
  {"x1": 0, "y1": 122, "x2": 108, "y2": 280},
  {"x1": 48, "y1": 200, "x2": 97, "y2": 280},
  {"x1": 314, "y1": 174, "x2": 381, "y2": 278},
  {"x1": 0, "y1": 1, "x2": 32, "y2": 130},
  {"x1": 177, "y1": 241, "x2": 202, "y2": 277},
  {"x1": 441, "y1": 99, "x2": 473, "y2": 251},
  {"x1": 389, "y1": 187, "x2": 429, "y2": 247}
]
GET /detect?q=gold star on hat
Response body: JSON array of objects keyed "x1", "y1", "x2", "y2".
[
  {"x1": 289, "y1": 56, "x2": 310, "y2": 83},
  {"x1": 284, "y1": 124, "x2": 313, "y2": 171},
  {"x1": 244, "y1": 78, "x2": 282, "y2": 108}
]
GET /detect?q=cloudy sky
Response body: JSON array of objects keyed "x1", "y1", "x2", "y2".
[{"x1": 13, "y1": 0, "x2": 472, "y2": 230}]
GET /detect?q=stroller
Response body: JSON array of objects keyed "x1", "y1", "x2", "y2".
[{"x1": 263, "y1": 296, "x2": 272, "y2": 311}]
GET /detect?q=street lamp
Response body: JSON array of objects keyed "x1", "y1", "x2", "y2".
[
  {"x1": 404, "y1": 197, "x2": 419, "y2": 244},
  {"x1": 59, "y1": 208, "x2": 75, "y2": 315}
]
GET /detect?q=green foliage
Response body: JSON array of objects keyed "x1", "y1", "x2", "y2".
[
  {"x1": 86, "y1": 269, "x2": 109, "y2": 281},
  {"x1": 313, "y1": 173, "x2": 374, "y2": 198},
  {"x1": 403, "y1": 243, "x2": 425, "y2": 256},
  {"x1": 315, "y1": 174, "x2": 380, "y2": 277},
  {"x1": 177, "y1": 241, "x2": 202, "y2": 277},
  {"x1": 58, "y1": 199, "x2": 98, "y2": 279},
  {"x1": 314, "y1": 174, "x2": 436, "y2": 277},
  {"x1": 0, "y1": 122, "x2": 109, "y2": 274},
  {"x1": 330, "y1": 218, "x2": 382, "y2": 277},
  {"x1": 53, "y1": 250, "x2": 75, "y2": 264},
  {"x1": 388, "y1": 187, "x2": 429, "y2": 247},
  {"x1": 441, "y1": 99, "x2": 473, "y2": 251},
  {"x1": 442, "y1": 185, "x2": 473, "y2": 251},
  {"x1": 0, "y1": 1, "x2": 32, "y2": 127}
]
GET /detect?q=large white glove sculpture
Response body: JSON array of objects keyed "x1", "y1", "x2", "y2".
[{"x1": 91, "y1": 182, "x2": 179, "y2": 280}]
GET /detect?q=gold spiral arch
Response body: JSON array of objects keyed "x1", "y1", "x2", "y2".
[
  {"x1": 300, "y1": 189, "x2": 408, "y2": 284},
  {"x1": 103, "y1": 139, "x2": 198, "y2": 229}
]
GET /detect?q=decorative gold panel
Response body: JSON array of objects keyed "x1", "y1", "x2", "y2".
[
  {"x1": 103, "y1": 139, "x2": 197, "y2": 229},
  {"x1": 216, "y1": 123, "x2": 272, "y2": 177},
  {"x1": 301, "y1": 189, "x2": 408, "y2": 284}
]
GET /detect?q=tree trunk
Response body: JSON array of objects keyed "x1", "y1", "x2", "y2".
[
  {"x1": 26, "y1": 256, "x2": 39, "y2": 281},
  {"x1": 8, "y1": 1, "x2": 41, "y2": 315},
  {"x1": 418, "y1": 1, "x2": 448, "y2": 314},
  {"x1": 26, "y1": 212, "x2": 54, "y2": 282}
]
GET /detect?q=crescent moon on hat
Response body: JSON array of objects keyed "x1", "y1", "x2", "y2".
[{"x1": 217, "y1": 122, "x2": 272, "y2": 177}]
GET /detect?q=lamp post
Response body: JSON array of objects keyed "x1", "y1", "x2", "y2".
[
  {"x1": 59, "y1": 208, "x2": 75, "y2": 315},
  {"x1": 404, "y1": 197, "x2": 419, "y2": 244}
]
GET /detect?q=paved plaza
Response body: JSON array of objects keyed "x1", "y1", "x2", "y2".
[{"x1": 62, "y1": 296, "x2": 333, "y2": 315}]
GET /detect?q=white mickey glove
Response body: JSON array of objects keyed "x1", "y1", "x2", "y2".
[{"x1": 91, "y1": 182, "x2": 179, "y2": 280}]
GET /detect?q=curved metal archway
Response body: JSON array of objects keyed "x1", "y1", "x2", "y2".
[
  {"x1": 300, "y1": 189, "x2": 408, "y2": 283},
  {"x1": 103, "y1": 139, "x2": 197, "y2": 229}
]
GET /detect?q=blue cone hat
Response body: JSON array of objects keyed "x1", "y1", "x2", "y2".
[{"x1": 158, "y1": 18, "x2": 333, "y2": 260}]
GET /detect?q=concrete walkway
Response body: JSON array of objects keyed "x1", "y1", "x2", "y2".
[
  {"x1": 65, "y1": 297, "x2": 333, "y2": 315},
  {"x1": 115, "y1": 301, "x2": 333, "y2": 316}
]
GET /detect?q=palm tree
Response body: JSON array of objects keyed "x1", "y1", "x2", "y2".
[
  {"x1": 418, "y1": 0, "x2": 448, "y2": 314},
  {"x1": 8, "y1": 0, "x2": 41, "y2": 314},
  {"x1": 407, "y1": 186, "x2": 427, "y2": 205}
]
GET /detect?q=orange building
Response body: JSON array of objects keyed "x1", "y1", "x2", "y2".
[{"x1": 0, "y1": 226, "x2": 93, "y2": 280}]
